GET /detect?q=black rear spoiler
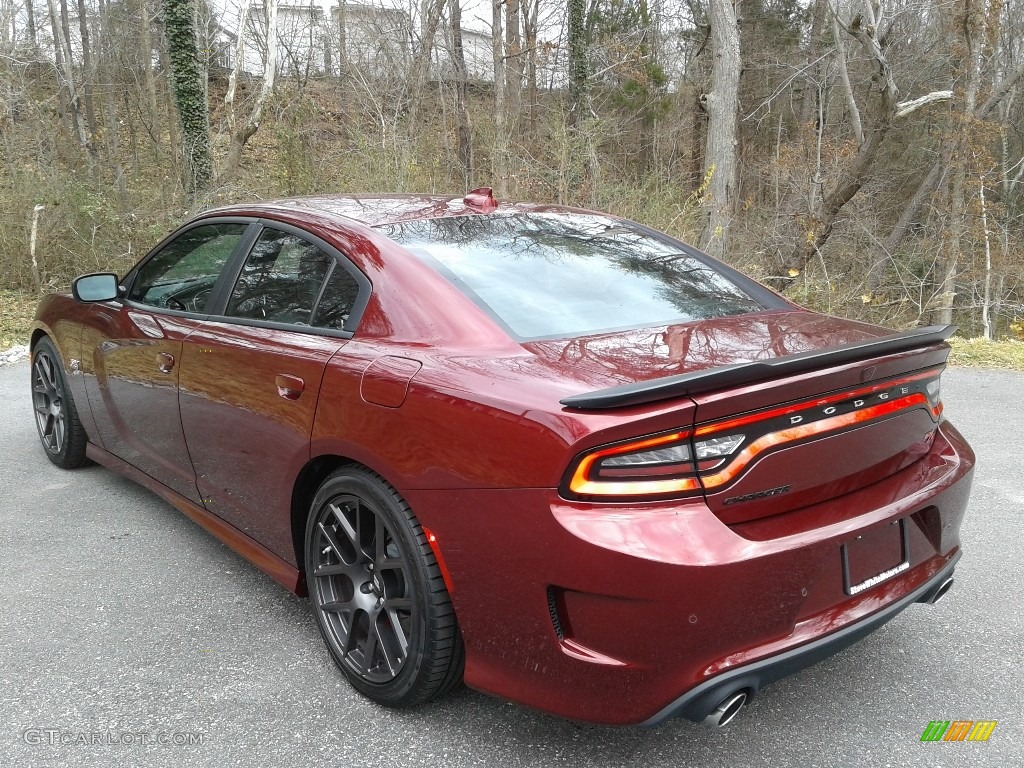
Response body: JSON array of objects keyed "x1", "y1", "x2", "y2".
[{"x1": 559, "y1": 325, "x2": 957, "y2": 410}]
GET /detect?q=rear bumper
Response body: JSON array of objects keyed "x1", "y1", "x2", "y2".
[
  {"x1": 641, "y1": 552, "x2": 960, "y2": 725},
  {"x1": 402, "y1": 418, "x2": 975, "y2": 726}
]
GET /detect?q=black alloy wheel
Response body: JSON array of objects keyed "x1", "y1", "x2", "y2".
[
  {"x1": 305, "y1": 467, "x2": 463, "y2": 707},
  {"x1": 31, "y1": 337, "x2": 88, "y2": 468}
]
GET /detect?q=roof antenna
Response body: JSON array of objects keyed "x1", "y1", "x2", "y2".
[{"x1": 463, "y1": 187, "x2": 498, "y2": 212}]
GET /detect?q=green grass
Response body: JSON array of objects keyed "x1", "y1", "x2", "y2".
[
  {"x1": 948, "y1": 337, "x2": 1024, "y2": 371},
  {"x1": 2, "y1": 287, "x2": 1022, "y2": 373},
  {"x1": 0, "y1": 289, "x2": 38, "y2": 349}
]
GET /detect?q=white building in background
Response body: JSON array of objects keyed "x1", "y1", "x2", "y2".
[
  {"x1": 5, "y1": 0, "x2": 565, "y2": 90},
  {"x1": 228, "y1": 1, "x2": 499, "y2": 82}
]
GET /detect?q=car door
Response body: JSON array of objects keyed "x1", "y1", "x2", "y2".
[
  {"x1": 80, "y1": 220, "x2": 255, "y2": 504},
  {"x1": 177, "y1": 223, "x2": 369, "y2": 559}
]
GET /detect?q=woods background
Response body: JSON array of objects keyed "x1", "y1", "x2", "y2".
[{"x1": 1, "y1": 0, "x2": 1022, "y2": 339}]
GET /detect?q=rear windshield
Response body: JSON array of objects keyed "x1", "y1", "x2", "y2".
[{"x1": 379, "y1": 212, "x2": 763, "y2": 340}]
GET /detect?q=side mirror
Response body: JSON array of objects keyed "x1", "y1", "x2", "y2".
[{"x1": 72, "y1": 273, "x2": 120, "y2": 303}]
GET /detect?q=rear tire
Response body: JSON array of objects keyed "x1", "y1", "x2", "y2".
[
  {"x1": 304, "y1": 466, "x2": 464, "y2": 707},
  {"x1": 31, "y1": 337, "x2": 89, "y2": 469}
]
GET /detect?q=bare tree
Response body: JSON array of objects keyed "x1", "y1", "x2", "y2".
[
  {"x1": 505, "y1": 0, "x2": 523, "y2": 135},
  {"x1": 699, "y1": 0, "x2": 741, "y2": 259},
  {"x1": 782, "y1": 1, "x2": 953, "y2": 274},
  {"x1": 220, "y1": 0, "x2": 279, "y2": 181},
  {"x1": 406, "y1": 0, "x2": 445, "y2": 132},
  {"x1": 936, "y1": 0, "x2": 987, "y2": 325},
  {"x1": 75, "y1": 0, "x2": 98, "y2": 138},
  {"x1": 492, "y1": 0, "x2": 508, "y2": 195},
  {"x1": 522, "y1": 0, "x2": 539, "y2": 135},
  {"x1": 46, "y1": 0, "x2": 88, "y2": 148},
  {"x1": 449, "y1": 0, "x2": 473, "y2": 183}
]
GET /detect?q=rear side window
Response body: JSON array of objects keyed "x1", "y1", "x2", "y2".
[
  {"x1": 379, "y1": 213, "x2": 763, "y2": 339},
  {"x1": 312, "y1": 265, "x2": 361, "y2": 330},
  {"x1": 226, "y1": 228, "x2": 335, "y2": 325}
]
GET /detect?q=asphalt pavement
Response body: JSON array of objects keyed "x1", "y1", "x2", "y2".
[{"x1": 0, "y1": 359, "x2": 1020, "y2": 767}]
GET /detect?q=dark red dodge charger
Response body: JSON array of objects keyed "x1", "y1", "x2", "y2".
[{"x1": 30, "y1": 189, "x2": 974, "y2": 727}]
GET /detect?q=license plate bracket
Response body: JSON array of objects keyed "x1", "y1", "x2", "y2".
[{"x1": 841, "y1": 518, "x2": 910, "y2": 596}]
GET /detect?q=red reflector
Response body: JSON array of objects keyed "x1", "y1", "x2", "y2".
[{"x1": 422, "y1": 528, "x2": 455, "y2": 594}]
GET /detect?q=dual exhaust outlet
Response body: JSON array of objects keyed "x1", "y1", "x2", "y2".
[
  {"x1": 701, "y1": 575, "x2": 955, "y2": 728},
  {"x1": 918, "y1": 576, "x2": 954, "y2": 605},
  {"x1": 703, "y1": 691, "x2": 748, "y2": 728}
]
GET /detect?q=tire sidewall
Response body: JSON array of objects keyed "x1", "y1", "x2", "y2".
[
  {"x1": 32, "y1": 338, "x2": 73, "y2": 466},
  {"x1": 304, "y1": 467, "x2": 434, "y2": 705}
]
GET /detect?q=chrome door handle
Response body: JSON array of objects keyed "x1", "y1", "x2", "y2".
[
  {"x1": 157, "y1": 352, "x2": 175, "y2": 373},
  {"x1": 276, "y1": 374, "x2": 305, "y2": 400}
]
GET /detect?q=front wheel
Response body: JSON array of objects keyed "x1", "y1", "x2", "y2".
[
  {"x1": 305, "y1": 467, "x2": 464, "y2": 707},
  {"x1": 31, "y1": 337, "x2": 89, "y2": 468}
]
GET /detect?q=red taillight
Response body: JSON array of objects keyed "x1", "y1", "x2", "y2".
[
  {"x1": 567, "y1": 431, "x2": 701, "y2": 498},
  {"x1": 562, "y1": 368, "x2": 944, "y2": 501}
]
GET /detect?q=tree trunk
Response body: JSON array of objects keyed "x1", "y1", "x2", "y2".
[
  {"x1": 140, "y1": 0, "x2": 159, "y2": 158},
  {"x1": 161, "y1": 0, "x2": 213, "y2": 193},
  {"x1": 26, "y1": 0, "x2": 38, "y2": 47},
  {"x1": 95, "y1": 0, "x2": 129, "y2": 201},
  {"x1": 865, "y1": 159, "x2": 945, "y2": 292},
  {"x1": 75, "y1": 0, "x2": 99, "y2": 139},
  {"x1": 523, "y1": 0, "x2": 538, "y2": 137},
  {"x1": 449, "y1": 0, "x2": 472, "y2": 185},
  {"x1": 567, "y1": 0, "x2": 588, "y2": 127},
  {"x1": 979, "y1": 174, "x2": 992, "y2": 339},
  {"x1": 504, "y1": 0, "x2": 523, "y2": 137},
  {"x1": 700, "y1": 0, "x2": 741, "y2": 259},
  {"x1": 219, "y1": 0, "x2": 278, "y2": 182},
  {"x1": 337, "y1": 0, "x2": 347, "y2": 79},
  {"x1": 48, "y1": 0, "x2": 89, "y2": 148},
  {"x1": 406, "y1": 0, "x2": 444, "y2": 132},
  {"x1": 799, "y1": 0, "x2": 828, "y2": 127},
  {"x1": 865, "y1": 59, "x2": 1024, "y2": 292},
  {"x1": 937, "y1": 0, "x2": 985, "y2": 326},
  {"x1": 491, "y1": 0, "x2": 508, "y2": 196},
  {"x1": 784, "y1": 4, "x2": 899, "y2": 272}
]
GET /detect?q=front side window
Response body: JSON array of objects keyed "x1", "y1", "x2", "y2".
[
  {"x1": 128, "y1": 223, "x2": 247, "y2": 311},
  {"x1": 379, "y1": 213, "x2": 764, "y2": 339},
  {"x1": 226, "y1": 228, "x2": 335, "y2": 325}
]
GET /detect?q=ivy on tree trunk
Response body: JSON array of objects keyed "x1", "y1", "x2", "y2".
[
  {"x1": 567, "y1": 0, "x2": 588, "y2": 126},
  {"x1": 161, "y1": 0, "x2": 213, "y2": 194}
]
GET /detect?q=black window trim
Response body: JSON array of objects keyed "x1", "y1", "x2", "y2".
[{"x1": 119, "y1": 216, "x2": 372, "y2": 339}]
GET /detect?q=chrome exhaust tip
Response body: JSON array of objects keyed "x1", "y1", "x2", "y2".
[
  {"x1": 917, "y1": 575, "x2": 955, "y2": 605},
  {"x1": 703, "y1": 691, "x2": 747, "y2": 728},
  {"x1": 930, "y1": 576, "x2": 954, "y2": 604}
]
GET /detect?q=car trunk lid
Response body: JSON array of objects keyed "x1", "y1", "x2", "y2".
[
  {"x1": 689, "y1": 349, "x2": 948, "y2": 524},
  {"x1": 553, "y1": 314, "x2": 953, "y2": 523}
]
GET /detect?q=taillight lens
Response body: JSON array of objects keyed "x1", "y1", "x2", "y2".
[
  {"x1": 563, "y1": 369, "x2": 944, "y2": 501},
  {"x1": 600, "y1": 443, "x2": 691, "y2": 467},
  {"x1": 567, "y1": 431, "x2": 702, "y2": 498},
  {"x1": 694, "y1": 434, "x2": 744, "y2": 458}
]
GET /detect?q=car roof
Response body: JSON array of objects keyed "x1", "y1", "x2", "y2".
[{"x1": 203, "y1": 190, "x2": 587, "y2": 228}]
